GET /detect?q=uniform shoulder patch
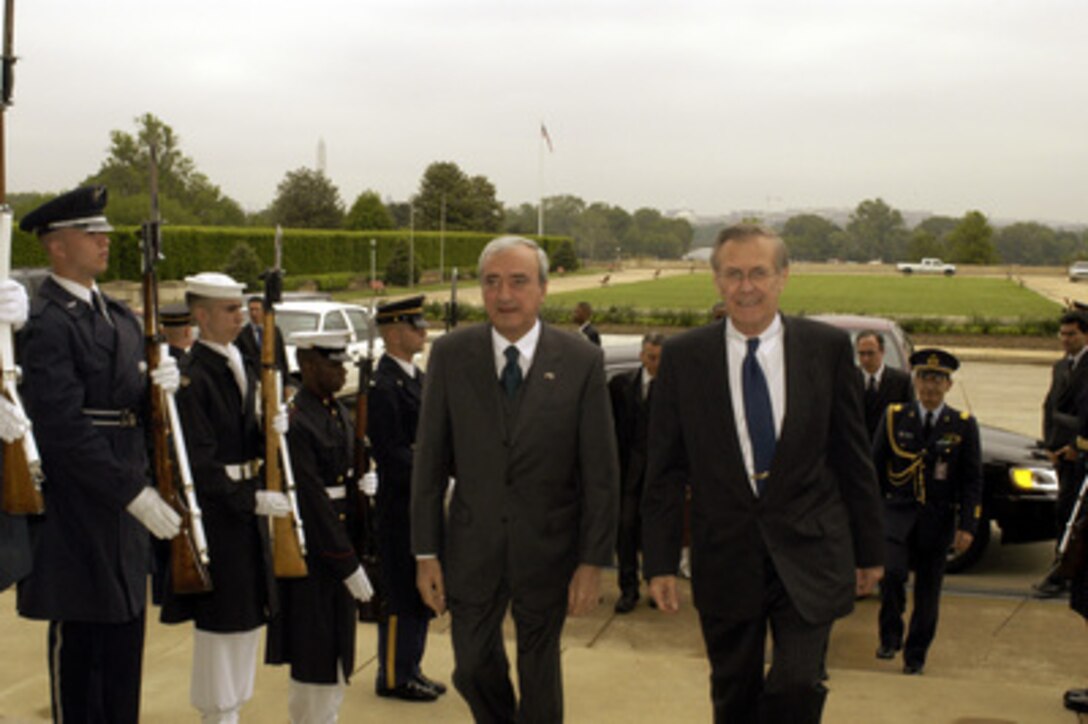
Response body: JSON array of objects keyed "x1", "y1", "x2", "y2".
[
  {"x1": 960, "y1": 411, "x2": 971, "y2": 420},
  {"x1": 889, "y1": 403, "x2": 903, "y2": 412}
]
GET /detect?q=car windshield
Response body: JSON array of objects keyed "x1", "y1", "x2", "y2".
[{"x1": 276, "y1": 310, "x2": 320, "y2": 336}]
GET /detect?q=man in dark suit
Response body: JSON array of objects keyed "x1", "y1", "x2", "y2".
[
  {"x1": 1034, "y1": 311, "x2": 1088, "y2": 597},
  {"x1": 16, "y1": 187, "x2": 181, "y2": 723},
  {"x1": 856, "y1": 329, "x2": 914, "y2": 439},
  {"x1": 642, "y1": 223, "x2": 884, "y2": 723},
  {"x1": 873, "y1": 349, "x2": 982, "y2": 675},
  {"x1": 235, "y1": 294, "x2": 289, "y2": 381},
  {"x1": 572, "y1": 300, "x2": 601, "y2": 346},
  {"x1": 369, "y1": 295, "x2": 446, "y2": 702},
  {"x1": 609, "y1": 332, "x2": 664, "y2": 613},
  {"x1": 412, "y1": 235, "x2": 619, "y2": 723}
]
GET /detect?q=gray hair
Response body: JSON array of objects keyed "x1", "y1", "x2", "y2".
[
  {"x1": 710, "y1": 223, "x2": 789, "y2": 273},
  {"x1": 477, "y1": 235, "x2": 550, "y2": 284}
]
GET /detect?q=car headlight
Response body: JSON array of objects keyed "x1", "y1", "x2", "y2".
[{"x1": 1009, "y1": 466, "x2": 1058, "y2": 492}]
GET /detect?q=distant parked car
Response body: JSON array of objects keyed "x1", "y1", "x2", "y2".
[
  {"x1": 896, "y1": 258, "x2": 956, "y2": 276},
  {"x1": 602, "y1": 315, "x2": 1059, "y2": 573},
  {"x1": 1068, "y1": 261, "x2": 1088, "y2": 282},
  {"x1": 274, "y1": 300, "x2": 383, "y2": 397}
]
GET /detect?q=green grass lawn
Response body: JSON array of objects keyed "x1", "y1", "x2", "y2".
[{"x1": 546, "y1": 273, "x2": 1061, "y2": 318}]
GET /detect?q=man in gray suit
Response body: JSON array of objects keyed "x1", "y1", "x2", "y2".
[
  {"x1": 412, "y1": 235, "x2": 619, "y2": 722},
  {"x1": 642, "y1": 224, "x2": 884, "y2": 723}
]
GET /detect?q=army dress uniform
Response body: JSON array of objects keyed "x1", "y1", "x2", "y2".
[
  {"x1": 872, "y1": 359, "x2": 982, "y2": 672},
  {"x1": 265, "y1": 384, "x2": 362, "y2": 684}
]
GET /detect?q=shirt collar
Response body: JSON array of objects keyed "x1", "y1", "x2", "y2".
[
  {"x1": 916, "y1": 401, "x2": 945, "y2": 420},
  {"x1": 50, "y1": 272, "x2": 102, "y2": 306},
  {"x1": 492, "y1": 319, "x2": 542, "y2": 363},
  {"x1": 725, "y1": 313, "x2": 783, "y2": 347},
  {"x1": 386, "y1": 353, "x2": 416, "y2": 379}
]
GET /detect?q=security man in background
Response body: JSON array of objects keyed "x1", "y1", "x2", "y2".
[
  {"x1": 236, "y1": 294, "x2": 289, "y2": 379},
  {"x1": 163, "y1": 272, "x2": 290, "y2": 724},
  {"x1": 16, "y1": 187, "x2": 181, "y2": 723},
  {"x1": 856, "y1": 329, "x2": 914, "y2": 439},
  {"x1": 572, "y1": 301, "x2": 601, "y2": 346},
  {"x1": 161, "y1": 301, "x2": 194, "y2": 360},
  {"x1": 266, "y1": 330, "x2": 374, "y2": 723},
  {"x1": 369, "y1": 295, "x2": 446, "y2": 701},
  {"x1": 873, "y1": 348, "x2": 982, "y2": 675}
]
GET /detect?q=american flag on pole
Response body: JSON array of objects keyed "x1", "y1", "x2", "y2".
[{"x1": 540, "y1": 122, "x2": 554, "y2": 153}]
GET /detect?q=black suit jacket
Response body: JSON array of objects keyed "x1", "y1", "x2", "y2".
[
  {"x1": 609, "y1": 367, "x2": 651, "y2": 491},
  {"x1": 411, "y1": 322, "x2": 619, "y2": 605},
  {"x1": 235, "y1": 322, "x2": 289, "y2": 380},
  {"x1": 580, "y1": 323, "x2": 601, "y2": 346},
  {"x1": 862, "y1": 365, "x2": 914, "y2": 439},
  {"x1": 1044, "y1": 353, "x2": 1088, "y2": 451},
  {"x1": 642, "y1": 316, "x2": 883, "y2": 625}
]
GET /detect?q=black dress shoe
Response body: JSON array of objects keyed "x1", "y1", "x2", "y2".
[
  {"x1": 1032, "y1": 578, "x2": 1070, "y2": 599},
  {"x1": 902, "y1": 662, "x2": 924, "y2": 675},
  {"x1": 413, "y1": 672, "x2": 447, "y2": 696},
  {"x1": 376, "y1": 678, "x2": 439, "y2": 702},
  {"x1": 1064, "y1": 688, "x2": 1088, "y2": 713},
  {"x1": 875, "y1": 644, "x2": 900, "y2": 660},
  {"x1": 614, "y1": 594, "x2": 638, "y2": 614}
]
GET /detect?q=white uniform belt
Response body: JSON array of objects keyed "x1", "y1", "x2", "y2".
[
  {"x1": 224, "y1": 459, "x2": 262, "y2": 481},
  {"x1": 83, "y1": 407, "x2": 139, "y2": 428},
  {"x1": 326, "y1": 485, "x2": 347, "y2": 500}
]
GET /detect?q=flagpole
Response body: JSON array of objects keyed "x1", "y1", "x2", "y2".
[{"x1": 537, "y1": 123, "x2": 545, "y2": 238}]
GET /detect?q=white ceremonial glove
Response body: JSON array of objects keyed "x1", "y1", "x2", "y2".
[
  {"x1": 0, "y1": 395, "x2": 29, "y2": 443},
  {"x1": 150, "y1": 354, "x2": 180, "y2": 394},
  {"x1": 272, "y1": 404, "x2": 289, "y2": 436},
  {"x1": 255, "y1": 490, "x2": 291, "y2": 518},
  {"x1": 0, "y1": 279, "x2": 29, "y2": 329},
  {"x1": 359, "y1": 471, "x2": 379, "y2": 497},
  {"x1": 126, "y1": 487, "x2": 182, "y2": 540},
  {"x1": 344, "y1": 565, "x2": 374, "y2": 603}
]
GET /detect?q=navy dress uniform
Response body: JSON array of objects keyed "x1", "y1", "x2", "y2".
[
  {"x1": 266, "y1": 330, "x2": 374, "y2": 723},
  {"x1": 163, "y1": 272, "x2": 285, "y2": 724},
  {"x1": 369, "y1": 295, "x2": 445, "y2": 701},
  {"x1": 873, "y1": 349, "x2": 982, "y2": 674},
  {"x1": 16, "y1": 187, "x2": 181, "y2": 723}
]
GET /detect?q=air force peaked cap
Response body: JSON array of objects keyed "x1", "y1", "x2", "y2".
[
  {"x1": 290, "y1": 330, "x2": 352, "y2": 362},
  {"x1": 910, "y1": 347, "x2": 959, "y2": 377},
  {"x1": 184, "y1": 272, "x2": 246, "y2": 300},
  {"x1": 376, "y1": 295, "x2": 428, "y2": 329},
  {"x1": 20, "y1": 186, "x2": 114, "y2": 235}
]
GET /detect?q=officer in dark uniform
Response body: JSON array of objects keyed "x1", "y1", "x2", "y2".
[
  {"x1": 163, "y1": 271, "x2": 290, "y2": 724},
  {"x1": 369, "y1": 295, "x2": 446, "y2": 701},
  {"x1": 16, "y1": 187, "x2": 181, "y2": 723},
  {"x1": 266, "y1": 329, "x2": 374, "y2": 722},
  {"x1": 873, "y1": 348, "x2": 982, "y2": 675},
  {"x1": 161, "y1": 301, "x2": 193, "y2": 360}
]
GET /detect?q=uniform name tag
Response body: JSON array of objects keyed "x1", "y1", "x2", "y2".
[{"x1": 934, "y1": 461, "x2": 948, "y2": 481}]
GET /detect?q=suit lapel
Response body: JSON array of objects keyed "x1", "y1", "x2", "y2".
[
  {"x1": 464, "y1": 324, "x2": 508, "y2": 441},
  {"x1": 704, "y1": 323, "x2": 747, "y2": 484},
  {"x1": 512, "y1": 324, "x2": 563, "y2": 441},
  {"x1": 768, "y1": 316, "x2": 810, "y2": 484}
]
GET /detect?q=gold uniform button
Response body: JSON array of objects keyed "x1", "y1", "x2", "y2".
[{"x1": 338, "y1": 513, "x2": 346, "y2": 521}]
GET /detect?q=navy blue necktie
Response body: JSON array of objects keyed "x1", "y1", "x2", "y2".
[
  {"x1": 501, "y1": 345, "x2": 522, "y2": 398},
  {"x1": 743, "y1": 337, "x2": 775, "y2": 496}
]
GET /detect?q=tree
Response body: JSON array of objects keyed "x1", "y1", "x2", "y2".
[
  {"x1": 781, "y1": 214, "x2": 841, "y2": 261},
  {"x1": 383, "y1": 240, "x2": 422, "y2": 286},
  {"x1": 503, "y1": 203, "x2": 538, "y2": 234},
  {"x1": 549, "y1": 239, "x2": 579, "y2": 273},
  {"x1": 386, "y1": 201, "x2": 413, "y2": 229},
  {"x1": 271, "y1": 168, "x2": 344, "y2": 229},
  {"x1": 222, "y1": 242, "x2": 263, "y2": 291},
  {"x1": 345, "y1": 190, "x2": 394, "y2": 230},
  {"x1": 82, "y1": 113, "x2": 245, "y2": 226},
  {"x1": 905, "y1": 228, "x2": 946, "y2": 261},
  {"x1": 945, "y1": 211, "x2": 997, "y2": 264},
  {"x1": 414, "y1": 161, "x2": 503, "y2": 232},
  {"x1": 623, "y1": 208, "x2": 692, "y2": 259},
  {"x1": 846, "y1": 198, "x2": 908, "y2": 261}
]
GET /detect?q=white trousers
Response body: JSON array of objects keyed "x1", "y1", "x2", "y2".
[
  {"x1": 190, "y1": 627, "x2": 262, "y2": 724},
  {"x1": 288, "y1": 673, "x2": 346, "y2": 724}
]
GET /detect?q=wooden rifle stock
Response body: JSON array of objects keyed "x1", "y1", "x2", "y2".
[
  {"x1": 262, "y1": 235, "x2": 308, "y2": 578},
  {"x1": 141, "y1": 147, "x2": 211, "y2": 593},
  {"x1": 0, "y1": 209, "x2": 43, "y2": 515}
]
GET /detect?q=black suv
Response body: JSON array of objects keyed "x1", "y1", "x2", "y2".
[{"x1": 605, "y1": 316, "x2": 1058, "y2": 573}]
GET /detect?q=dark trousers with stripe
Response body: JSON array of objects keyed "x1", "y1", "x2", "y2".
[
  {"x1": 48, "y1": 611, "x2": 145, "y2": 724},
  {"x1": 377, "y1": 614, "x2": 429, "y2": 688}
]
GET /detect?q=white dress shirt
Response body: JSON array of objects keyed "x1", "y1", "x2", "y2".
[
  {"x1": 199, "y1": 339, "x2": 249, "y2": 400},
  {"x1": 491, "y1": 319, "x2": 541, "y2": 380},
  {"x1": 725, "y1": 314, "x2": 786, "y2": 495}
]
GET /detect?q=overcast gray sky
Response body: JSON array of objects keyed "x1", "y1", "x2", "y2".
[{"x1": 8, "y1": 1, "x2": 1088, "y2": 224}]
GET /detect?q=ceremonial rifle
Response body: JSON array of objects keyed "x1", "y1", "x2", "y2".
[
  {"x1": 262, "y1": 227, "x2": 308, "y2": 577},
  {"x1": 354, "y1": 293, "x2": 383, "y2": 621},
  {"x1": 0, "y1": 0, "x2": 43, "y2": 515},
  {"x1": 141, "y1": 144, "x2": 211, "y2": 593}
]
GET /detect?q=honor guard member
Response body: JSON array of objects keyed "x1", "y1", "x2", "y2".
[
  {"x1": 0, "y1": 279, "x2": 33, "y2": 593},
  {"x1": 163, "y1": 271, "x2": 291, "y2": 724},
  {"x1": 266, "y1": 329, "x2": 375, "y2": 723},
  {"x1": 873, "y1": 348, "x2": 982, "y2": 675},
  {"x1": 16, "y1": 187, "x2": 181, "y2": 723},
  {"x1": 161, "y1": 301, "x2": 194, "y2": 360},
  {"x1": 370, "y1": 295, "x2": 447, "y2": 701}
]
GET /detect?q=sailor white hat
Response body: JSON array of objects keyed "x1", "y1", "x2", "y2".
[
  {"x1": 289, "y1": 330, "x2": 352, "y2": 362},
  {"x1": 184, "y1": 272, "x2": 246, "y2": 300}
]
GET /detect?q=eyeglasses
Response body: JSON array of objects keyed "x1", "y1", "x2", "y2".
[{"x1": 718, "y1": 266, "x2": 776, "y2": 286}]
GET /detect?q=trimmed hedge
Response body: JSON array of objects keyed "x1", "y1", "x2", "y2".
[{"x1": 13, "y1": 226, "x2": 572, "y2": 282}]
